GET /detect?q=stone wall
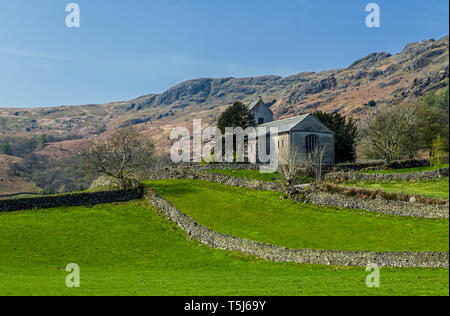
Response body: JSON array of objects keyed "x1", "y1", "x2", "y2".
[
  {"x1": 334, "y1": 159, "x2": 432, "y2": 172},
  {"x1": 0, "y1": 187, "x2": 144, "y2": 213},
  {"x1": 325, "y1": 168, "x2": 449, "y2": 181},
  {"x1": 173, "y1": 163, "x2": 262, "y2": 171},
  {"x1": 166, "y1": 158, "x2": 439, "y2": 173},
  {"x1": 0, "y1": 192, "x2": 39, "y2": 199},
  {"x1": 147, "y1": 169, "x2": 282, "y2": 192},
  {"x1": 300, "y1": 191, "x2": 449, "y2": 219},
  {"x1": 146, "y1": 189, "x2": 449, "y2": 268},
  {"x1": 318, "y1": 183, "x2": 448, "y2": 205}
]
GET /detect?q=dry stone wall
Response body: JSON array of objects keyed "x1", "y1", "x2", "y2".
[
  {"x1": 147, "y1": 169, "x2": 282, "y2": 192},
  {"x1": 300, "y1": 191, "x2": 449, "y2": 219},
  {"x1": 0, "y1": 187, "x2": 144, "y2": 213},
  {"x1": 325, "y1": 168, "x2": 449, "y2": 181},
  {"x1": 334, "y1": 159, "x2": 432, "y2": 172}
]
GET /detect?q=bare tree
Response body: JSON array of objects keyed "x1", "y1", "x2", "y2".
[
  {"x1": 83, "y1": 127, "x2": 154, "y2": 189},
  {"x1": 358, "y1": 103, "x2": 422, "y2": 166},
  {"x1": 277, "y1": 147, "x2": 304, "y2": 193},
  {"x1": 306, "y1": 144, "x2": 326, "y2": 183}
]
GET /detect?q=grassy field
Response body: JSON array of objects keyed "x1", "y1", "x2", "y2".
[
  {"x1": 147, "y1": 180, "x2": 449, "y2": 252},
  {"x1": 204, "y1": 169, "x2": 311, "y2": 183},
  {"x1": 0, "y1": 200, "x2": 448, "y2": 296},
  {"x1": 341, "y1": 178, "x2": 449, "y2": 199},
  {"x1": 360, "y1": 164, "x2": 449, "y2": 174}
]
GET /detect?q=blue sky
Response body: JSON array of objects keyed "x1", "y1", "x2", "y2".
[{"x1": 0, "y1": 0, "x2": 448, "y2": 108}]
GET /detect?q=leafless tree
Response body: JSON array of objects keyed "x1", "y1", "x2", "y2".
[
  {"x1": 358, "y1": 103, "x2": 422, "y2": 166},
  {"x1": 277, "y1": 147, "x2": 304, "y2": 193},
  {"x1": 83, "y1": 127, "x2": 154, "y2": 189},
  {"x1": 306, "y1": 144, "x2": 326, "y2": 183}
]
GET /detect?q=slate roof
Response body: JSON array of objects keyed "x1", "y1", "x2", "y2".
[
  {"x1": 258, "y1": 114, "x2": 310, "y2": 134},
  {"x1": 249, "y1": 114, "x2": 334, "y2": 139},
  {"x1": 247, "y1": 99, "x2": 261, "y2": 111}
]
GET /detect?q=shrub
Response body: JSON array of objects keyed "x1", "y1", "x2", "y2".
[{"x1": 0, "y1": 142, "x2": 11, "y2": 155}]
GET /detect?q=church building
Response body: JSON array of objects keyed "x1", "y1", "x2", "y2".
[{"x1": 247, "y1": 98, "x2": 335, "y2": 165}]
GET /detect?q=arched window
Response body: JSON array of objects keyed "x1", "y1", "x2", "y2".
[{"x1": 305, "y1": 134, "x2": 319, "y2": 153}]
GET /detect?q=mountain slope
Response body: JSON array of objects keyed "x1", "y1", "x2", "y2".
[{"x1": 0, "y1": 36, "x2": 448, "y2": 155}]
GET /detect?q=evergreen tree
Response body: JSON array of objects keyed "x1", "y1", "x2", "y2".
[
  {"x1": 217, "y1": 102, "x2": 255, "y2": 134},
  {"x1": 314, "y1": 111, "x2": 358, "y2": 163}
]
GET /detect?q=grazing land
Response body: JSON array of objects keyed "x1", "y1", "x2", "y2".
[
  {"x1": 0, "y1": 200, "x2": 448, "y2": 296},
  {"x1": 147, "y1": 179, "x2": 449, "y2": 252}
]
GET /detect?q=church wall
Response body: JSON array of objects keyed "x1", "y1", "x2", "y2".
[
  {"x1": 253, "y1": 101, "x2": 273, "y2": 125},
  {"x1": 290, "y1": 131, "x2": 335, "y2": 164}
]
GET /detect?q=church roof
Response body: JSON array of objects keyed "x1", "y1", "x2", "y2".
[
  {"x1": 258, "y1": 114, "x2": 310, "y2": 134},
  {"x1": 247, "y1": 99, "x2": 262, "y2": 111},
  {"x1": 249, "y1": 114, "x2": 334, "y2": 138}
]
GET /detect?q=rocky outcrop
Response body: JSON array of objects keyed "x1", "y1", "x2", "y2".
[
  {"x1": 348, "y1": 52, "x2": 392, "y2": 69},
  {"x1": 157, "y1": 78, "x2": 214, "y2": 106},
  {"x1": 288, "y1": 76, "x2": 337, "y2": 104}
]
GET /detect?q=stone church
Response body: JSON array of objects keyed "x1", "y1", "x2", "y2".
[{"x1": 247, "y1": 98, "x2": 335, "y2": 164}]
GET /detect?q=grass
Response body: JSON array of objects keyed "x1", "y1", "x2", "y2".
[
  {"x1": 341, "y1": 178, "x2": 449, "y2": 200},
  {"x1": 204, "y1": 169, "x2": 311, "y2": 183},
  {"x1": 360, "y1": 164, "x2": 449, "y2": 174},
  {"x1": 0, "y1": 200, "x2": 448, "y2": 296},
  {"x1": 146, "y1": 179, "x2": 449, "y2": 252}
]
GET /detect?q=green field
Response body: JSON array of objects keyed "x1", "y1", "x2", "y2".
[
  {"x1": 204, "y1": 169, "x2": 311, "y2": 183},
  {"x1": 0, "y1": 200, "x2": 448, "y2": 296},
  {"x1": 360, "y1": 164, "x2": 449, "y2": 174},
  {"x1": 147, "y1": 180, "x2": 449, "y2": 252},
  {"x1": 341, "y1": 178, "x2": 449, "y2": 199}
]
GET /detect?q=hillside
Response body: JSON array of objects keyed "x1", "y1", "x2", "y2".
[
  {"x1": 0, "y1": 36, "x2": 449, "y2": 193},
  {"x1": 1, "y1": 36, "x2": 448, "y2": 141},
  {"x1": 0, "y1": 154, "x2": 40, "y2": 195}
]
